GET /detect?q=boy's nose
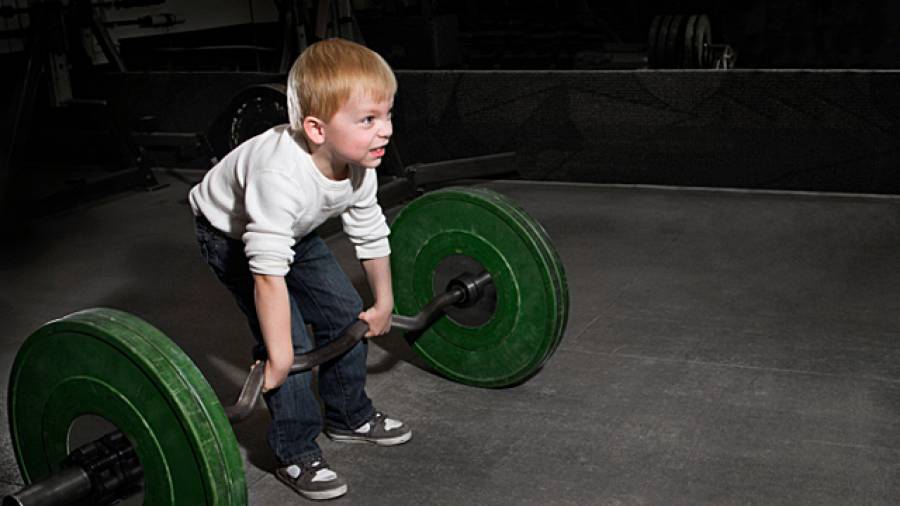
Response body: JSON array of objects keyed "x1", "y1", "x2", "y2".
[{"x1": 378, "y1": 120, "x2": 393, "y2": 139}]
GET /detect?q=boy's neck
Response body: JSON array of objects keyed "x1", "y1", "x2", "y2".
[
  {"x1": 298, "y1": 132, "x2": 350, "y2": 181},
  {"x1": 316, "y1": 160, "x2": 350, "y2": 181}
]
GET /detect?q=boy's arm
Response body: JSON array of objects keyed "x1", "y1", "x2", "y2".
[
  {"x1": 359, "y1": 255, "x2": 394, "y2": 337},
  {"x1": 253, "y1": 274, "x2": 294, "y2": 391}
]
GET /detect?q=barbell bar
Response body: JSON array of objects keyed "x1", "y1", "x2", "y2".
[{"x1": 224, "y1": 269, "x2": 493, "y2": 424}]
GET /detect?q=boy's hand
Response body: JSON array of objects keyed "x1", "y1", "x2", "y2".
[
  {"x1": 358, "y1": 304, "x2": 393, "y2": 337},
  {"x1": 261, "y1": 359, "x2": 290, "y2": 393}
]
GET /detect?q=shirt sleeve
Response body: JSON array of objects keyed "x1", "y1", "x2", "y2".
[
  {"x1": 242, "y1": 169, "x2": 303, "y2": 275},
  {"x1": 341, "y1": 169, "x2": 391, "y2": 259}
]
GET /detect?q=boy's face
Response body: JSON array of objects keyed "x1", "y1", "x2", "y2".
[{"x1": 322, "y1": 89, "x2": 393, "y2": 170}]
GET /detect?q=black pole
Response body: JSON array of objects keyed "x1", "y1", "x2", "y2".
[{"x1": 2, "y1": 467, "x2": 92, "y2": 506}]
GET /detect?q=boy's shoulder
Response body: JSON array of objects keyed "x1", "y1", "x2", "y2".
[
  {"x1": 238, "y1": 124, "x2": 292, "y2": 153},
  {"x1": 236, "y1": 125, "x2": 307, "y2": 169}
]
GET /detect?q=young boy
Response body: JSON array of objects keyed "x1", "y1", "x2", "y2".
[{"x1": 189, "y1": 38, "x2": 411, "y2": 500}]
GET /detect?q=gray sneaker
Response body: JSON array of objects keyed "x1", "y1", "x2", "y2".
[
  {"x1": 325, "y1": 411, "x2": 412, "y2": 446},
  {"x1": 274, "y1": 459, "x2": 347, "y2": 500}
]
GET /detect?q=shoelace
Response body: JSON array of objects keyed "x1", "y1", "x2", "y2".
[{"x1": 355, "y1": 412, "x2": 403, "y2": 433}]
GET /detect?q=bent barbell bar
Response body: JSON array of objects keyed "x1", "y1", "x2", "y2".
[{"x1": 225, "y1": 270, "x2": 492, "y2": 423}]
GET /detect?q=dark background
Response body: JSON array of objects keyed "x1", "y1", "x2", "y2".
[
  {"x1": 102, "y1": 0, "x2": 900, "y2": 71},
  {"x1": 1, "y1": 0, "x2": 899, "y2": 218},
  {"x1": 4, "y1": 1, "x2": 898, "y2": 72}
]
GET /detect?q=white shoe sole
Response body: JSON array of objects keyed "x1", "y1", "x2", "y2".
[
  {"x1": 301, "y1": 484, "x2": 348, "y2": 501},
  {"x1": 326, "y1": 430, "x2": 412, "y2": 446}
]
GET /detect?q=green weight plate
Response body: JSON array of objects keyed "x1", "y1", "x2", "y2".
[
  {"x1": 485, "y1": 189, "x2": 568, "y2": 361},
  {"x1": 391, "y1": 187, "x2": 565, "y2": 387},
  {"x1": 8, "y1": 308, "x2": 246, "y2": 505},
  {"x1": 442, "y1": 188, "x2": 561, "y2": 338},
  {"x1": 462, "y1": 187, "x2": 569, "y2": 363},
  {"x1": 443, "y1": 186, "x2": 569, "y2": 361}
]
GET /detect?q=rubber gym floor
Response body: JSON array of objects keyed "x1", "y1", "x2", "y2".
[{"x1": 2, "y1": 171, "x2": 899, "y2": 505}]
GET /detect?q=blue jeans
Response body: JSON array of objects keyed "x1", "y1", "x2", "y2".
[{"x1": 194, "y1": 215, "x2": 375, "y2": 466}]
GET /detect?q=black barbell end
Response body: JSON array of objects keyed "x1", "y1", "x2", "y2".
[{"x1": 1, "y1": 467, "x2": 91, "y2": 506}]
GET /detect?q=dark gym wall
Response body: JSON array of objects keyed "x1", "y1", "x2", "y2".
[
  {"x1": 438, "y1": 1, "x2": 900, "y2": 70},
  {"x1": 99, "y1": 69, "x2": 900, "y2": 194},
  {"x1": 390, "y1": 70, "x2": 900, "y2": 193}
]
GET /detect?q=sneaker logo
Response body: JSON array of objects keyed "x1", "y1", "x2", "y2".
[
  {"x1": 384, "y1": 418, "x2": 403, "y2": 431},
  {"x1": 312, "y1": 468, "x2": 338, "y2": 482}
]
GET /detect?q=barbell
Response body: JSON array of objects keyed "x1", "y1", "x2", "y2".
[{"x1": 3, "y1": 186, "x2": 569, "y2": 506}]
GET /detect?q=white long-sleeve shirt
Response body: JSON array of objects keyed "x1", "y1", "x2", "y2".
[{"x1": 189, "y1": 125, "x2": 390, "y2": 276}]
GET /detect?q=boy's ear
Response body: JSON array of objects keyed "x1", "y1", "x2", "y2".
[{"x1": 302, "y1": 116, "x2": 326, "y2": 145}]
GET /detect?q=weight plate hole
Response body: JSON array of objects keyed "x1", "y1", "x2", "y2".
[
  {"x1": 432, "y1": 254, "x2": 497, "y2": 328},
  {"x1": 67, "y1": 415, "x2": 144, "y2": 505}
]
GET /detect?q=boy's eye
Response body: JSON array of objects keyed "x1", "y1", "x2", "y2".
[{"x1": 362, "y1": 116, "x2": 375, "y2": 125}]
